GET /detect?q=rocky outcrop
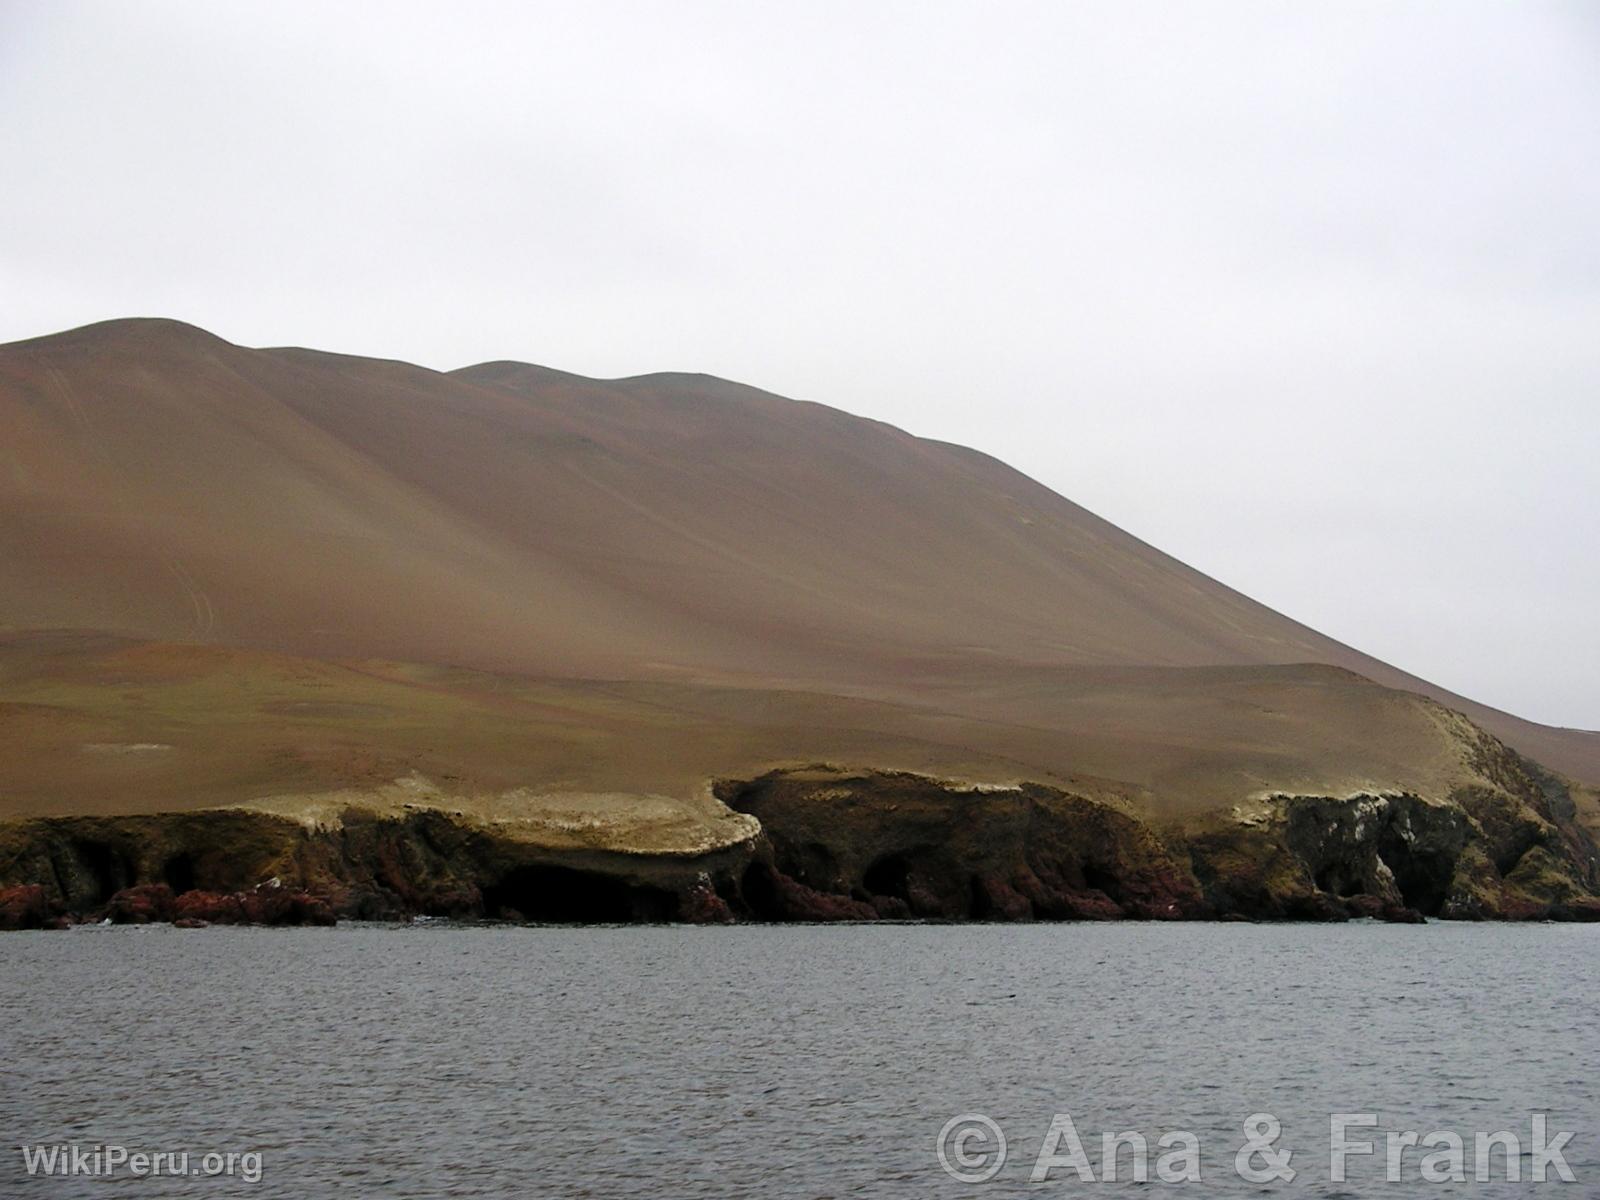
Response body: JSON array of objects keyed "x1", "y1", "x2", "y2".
[
  {"x1": 105, "y1": 882, "x2": 176, "y2": 923},
  {"x1": 719, "y1": 766, "x2": 1597, "y2": 923},
  {"x1": 164, "y1": 885, "x2": 337, "y2": 926},
  {"x1": 3, "y1": 755, "x2": 1597, "y2": 928},
  {"x1": 0, "y1": 805, "x2": 756, "y2": 928},
  {"x1": 1185, "y1": 738, "x2": 1600, "y2": 922},
  {"x1": 0, "y1": 883, "x2": 68, "y2": 930},
  {"x1": 718, "y1": 769, "x2": 1205, "y2": 921}
]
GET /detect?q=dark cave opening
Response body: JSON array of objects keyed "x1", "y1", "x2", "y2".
[
  {"x1": 862, "y1": 853, "x2": 912, "y2": 902},
  {"x1": 1377, "y1": 846, "x2": 1456, "y2": 916},
  {"x1": 483, "y1": 865, "x2": 677, "y2": 923},
  {"x1": 161, "y1": 852, "x2": 197, "y2": 895},
  {"x1": 1314, "y1": 865, "x2": 1364, "y2": 898},
  {"x1": 739, "y1": 862, "x2": 784, "y2": 920},
  {"x1": 1080, "y1": 863, "x2": 1122, "y2": 900},
  {"x1": 70, "y1": 839, "x2": 136, "y2": 904}
]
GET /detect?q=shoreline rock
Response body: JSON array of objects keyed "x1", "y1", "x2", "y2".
[{"x1": 2, "y1": 763, "x2": 1596, "y2": 930}]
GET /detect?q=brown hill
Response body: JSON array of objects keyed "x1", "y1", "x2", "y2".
[
  {"x1": 1, "y1": 317, "x2": 1594, "y2": 789},
  {"x1": 4, "y1": 317, "x2": 1598, "y2": 925}
]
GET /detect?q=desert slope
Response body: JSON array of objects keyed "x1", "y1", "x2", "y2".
[
  {"x1": 1, "y1": 317, "x2": 1594, "y2": 781},
  {"x1": 1, "y1": 317, "x2": 1597, "y2": 926},
  {"x1": 2, "y1": 633, "x2": 1595, "y2": 925}
]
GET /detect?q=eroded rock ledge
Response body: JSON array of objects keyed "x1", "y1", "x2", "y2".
[
  {"x1": 718, "y1": 770, "x2": 1202, "y2": 921},
  {"x1": 3, "y1": 765, "x2": 1597, "y2": 929}
]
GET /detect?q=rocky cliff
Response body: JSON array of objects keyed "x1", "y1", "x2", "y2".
[{"x1": 5, "y1": 749, "x2": 1596, "y2": 929}]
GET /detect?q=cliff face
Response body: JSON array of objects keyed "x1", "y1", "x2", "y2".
[
  {"x1": 0, "y1": 806, "x2": 750, "y2": 930},
  {"x1": 5, "y1": 755, "x2": 1596, "y2": 929},
  {"x1": 720, "y1": 772, "x2": 1202, "y2": 921}
]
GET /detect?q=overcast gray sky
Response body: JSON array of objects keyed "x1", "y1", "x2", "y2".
[{"x1": 3, "y1": 1, "x2": 1597, "y2": 728}]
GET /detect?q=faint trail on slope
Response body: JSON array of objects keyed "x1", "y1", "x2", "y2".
[
  {"x1": 165, "y1": 558, "x2": 216, "y2": 637},
  {"x1": 44, "y1": 366, "x2": 110, "y2": 465}
]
